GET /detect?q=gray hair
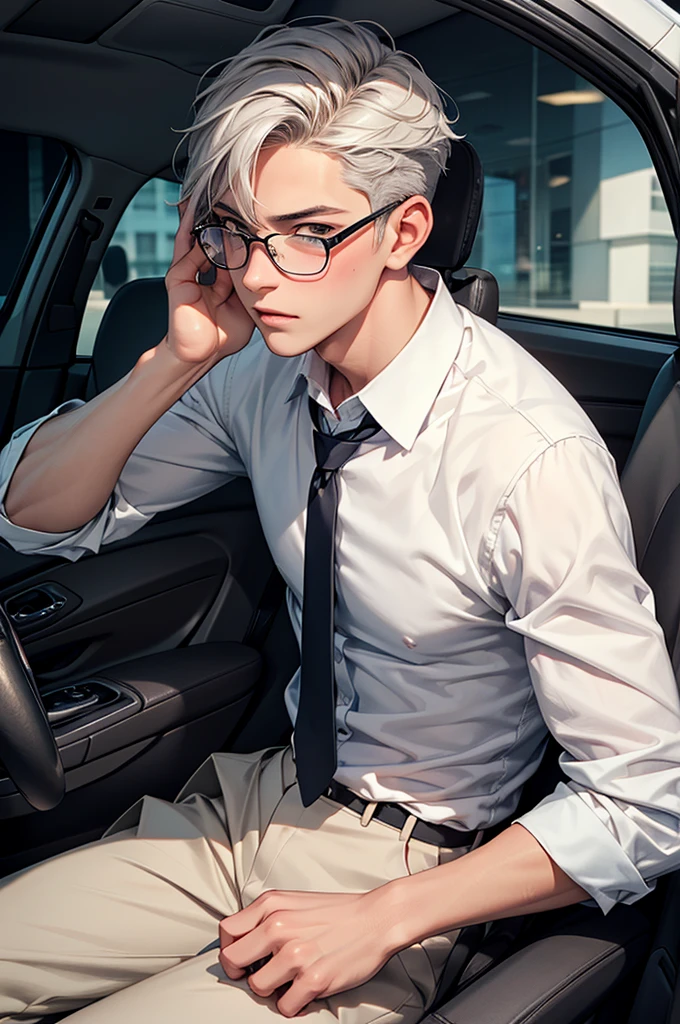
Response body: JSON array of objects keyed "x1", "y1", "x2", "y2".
[{"x1": 175, "y1": 18, "x2": 463, "y2": 245}]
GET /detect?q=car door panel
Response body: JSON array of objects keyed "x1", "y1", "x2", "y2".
[
  {"x1": 0, "y1": 479, "x2": 275, "y2": 676},
  {"x1": 5, "y1": 532, "x2": 227, "y2": 684},
  {"x1": 3, "y1": 536, "x2": 227, "y2": 677}
]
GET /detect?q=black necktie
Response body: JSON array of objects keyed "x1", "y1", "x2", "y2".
[{"x1": 294, "y1": 396, "x2": 381, "y2": 807}]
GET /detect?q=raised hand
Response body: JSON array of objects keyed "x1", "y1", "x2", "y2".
[{"x1": 163, "y1": 202, "x2": 255, "y2": 369}]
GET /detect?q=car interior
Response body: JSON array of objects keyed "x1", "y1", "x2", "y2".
[{"x1": 2, "y1": 1, "x2": 680, "y2": 1022}]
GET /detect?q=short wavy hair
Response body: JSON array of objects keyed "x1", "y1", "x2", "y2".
[{"x1": 175, "y1": 18, "x2": 463, "y2": 244}]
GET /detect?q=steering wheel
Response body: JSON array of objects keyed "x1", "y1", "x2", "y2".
[{"x1": 0, "y1": 602, "x2": 65, "y2": 811}]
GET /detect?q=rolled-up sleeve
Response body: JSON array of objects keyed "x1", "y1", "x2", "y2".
[
  {"x1": 488, "y1": 434, "x2": 680, "y2": 915},
  {"x1": 0, "y1": 356, "x2": 247, "y2": 563}
]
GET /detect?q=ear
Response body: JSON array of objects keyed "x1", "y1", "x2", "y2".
[{"x1": 384, "y1": 196, "x2": 434, "y2": 271}]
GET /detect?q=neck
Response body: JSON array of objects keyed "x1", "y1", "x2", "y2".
[{"x1": 316, "y1": 268, "x2": 434, "y2": 409}]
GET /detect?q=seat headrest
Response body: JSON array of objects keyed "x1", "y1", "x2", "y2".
[
  {"x1": 445, "y1": 268, "x2": 499, "y2": 324},
  {"x1": 91, "y1": 277, "x2": 168, "y2": 395},
  {"x1": 417, "y1": 140, "x2": 484, "y2": 272}
]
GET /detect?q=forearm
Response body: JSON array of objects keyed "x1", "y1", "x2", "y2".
[
  {"x1": 4, "y1": 339, "x2": 208, "y2": 533},
  {"x1": 383, "y1": 822, "x2": 589, "y2": 953}
]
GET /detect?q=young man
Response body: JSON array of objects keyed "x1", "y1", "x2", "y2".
[{"x1": 1, "y1": 17, "x2": 680, "y2": 1024}]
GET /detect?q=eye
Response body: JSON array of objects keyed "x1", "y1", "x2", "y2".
[{"x1": 294, "y1": 222, "x2": 333, "y2": 237}]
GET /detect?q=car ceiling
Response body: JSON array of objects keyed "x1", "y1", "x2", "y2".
[{"x1": 0, "y1": 0, "x2": 457, "y2": 178}]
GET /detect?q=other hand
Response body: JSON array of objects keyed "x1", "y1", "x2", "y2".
[{"x1": 219, "y1": 887, "x2": 403, "y2": 1017}]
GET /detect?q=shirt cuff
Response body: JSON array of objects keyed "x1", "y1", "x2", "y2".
[{"x1": 512, "y1": 781, "x2": 655, "y2": 915}]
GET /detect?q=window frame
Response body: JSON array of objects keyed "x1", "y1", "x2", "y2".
[
  {"x1": 0, "y1": 136, "x2": 77, "y2": 337},
  {"x1": 430, "y1": 0, "x2": 680, "y2": 341},
  {"x1": 74, "y1": 174, "x2": 181, "y2": 359}
]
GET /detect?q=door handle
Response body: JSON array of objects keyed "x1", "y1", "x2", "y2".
[{"x1": 5, "y1": 586, "x2": 67, "y2": 626}]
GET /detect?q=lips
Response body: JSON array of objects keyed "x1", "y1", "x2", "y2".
[{"x1": 254, "y1": 307, "x2": 297, "y2": 317}]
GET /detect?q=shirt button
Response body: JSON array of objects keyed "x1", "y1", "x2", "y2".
[
  {"x1": 334, "y1": 649, "x2": 342, "y2": 664},
  {"x1": 403, "y1": 636, "x2": 417, "y2": 649}
]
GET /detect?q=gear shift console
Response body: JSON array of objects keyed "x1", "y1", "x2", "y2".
[{"x1": 42, "y1": 681, "x2": 121, "y2": 724}]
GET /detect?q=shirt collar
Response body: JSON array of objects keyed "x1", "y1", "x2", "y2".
[
  {"x1": 285, "y1": 347, "x2": 331, "y2": 410},
  {"x1": 284, "y1": 265, "x2": 466, "y2": 451}
]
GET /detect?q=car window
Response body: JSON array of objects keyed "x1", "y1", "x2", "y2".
[
  {"x1": 0, "y1": 130, "x2": 68, "y2": 322},
  {"x1": 404, "y1": 13, "x2": 677, "y2": 336},
  {"x1": 77, "y1": 177, "x2": 181, "y2": 357}
]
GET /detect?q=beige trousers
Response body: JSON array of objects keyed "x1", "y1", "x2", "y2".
[{"x1": 0, "y1": 745, "x2": 474, "y2": 1024}]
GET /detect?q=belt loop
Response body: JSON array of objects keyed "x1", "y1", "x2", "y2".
[
  {"x1": 360, "y1": 801, "x2": 379, "y2": 827},
  {"x1": 469, "y1": 828, "x2": 485, "y2": 851},
  {"x1": 399, "y1": 814, "x2": 418, "y2": 844}
]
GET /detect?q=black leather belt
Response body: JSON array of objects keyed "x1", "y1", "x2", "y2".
[{"x1": 325, "y1": 778, "x2": 479, "y2": 849}]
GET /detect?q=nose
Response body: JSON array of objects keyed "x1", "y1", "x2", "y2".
[{"x1": 240, "y1": 239, "x2": 280, "y2": 292}]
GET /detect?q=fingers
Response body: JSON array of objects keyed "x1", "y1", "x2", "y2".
[
  {"x1": 243, "y1": 953, "x2": 273, "y2": 977},
  {"x1": 247, "y1": 957, "x2": 297, "y2": 1000},
  {"x1": 208, "y1": 265, "x2": 234, "y2": 299},
  {"x1": 166, "y1": 204, "x2": 204, "y2": 286},
  {"x1": 171, "y1": 202, "x2": 233, "y2": 293}
]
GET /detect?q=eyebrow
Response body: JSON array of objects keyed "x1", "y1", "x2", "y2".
[{"x1": 214, "y1": 201, "x2": 349, "y2": 225}]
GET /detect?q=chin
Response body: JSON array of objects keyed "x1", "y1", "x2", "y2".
[{"x1": 260, "y1": 329, "x2": 318, "y2": 359}]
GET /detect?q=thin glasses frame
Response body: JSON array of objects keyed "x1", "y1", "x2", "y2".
[{"x1": 191, "y1": 198, "x2": 406, "y2": 276}]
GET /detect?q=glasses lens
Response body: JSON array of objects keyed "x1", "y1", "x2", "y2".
[
  {"x1": 199, "y1": 226, "x2": 248, "y2": 270},
  {"x1": 267, "y1": 234, "x2": 327, "y2": 275}
]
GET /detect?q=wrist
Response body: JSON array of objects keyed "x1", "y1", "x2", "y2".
[
  {"x1": 366, "y1": 877, "x2": 420, "y2": 957},
  {"x1": 131, "y1": 335, "x2": 213, "y2": 401},
  {"x1": 374, "y1": 863, "x2": 468, "y2": 952}
]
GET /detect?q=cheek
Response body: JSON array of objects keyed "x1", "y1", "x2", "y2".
[
  {"x1": 298, "y1": 279, "x2": 370, "y2": 329},
  {"x1": 332, "y1": 240, "x2": 374, "y2": 281},
  {"x1": 319, "y1": 246, "x2": 381, "y2": 308},
  {"x1": 230, "y1": 275, "x2": 256, "y2": 305}
]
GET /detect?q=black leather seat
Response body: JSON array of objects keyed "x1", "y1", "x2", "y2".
[
  {"x1": 82, "y1": 275, "x2": 169, "y2": 400},
  {"x1": 418, "y1": 137, "x2": 499, "y2": 324},
  {"x1": 620, "y1": 347, "x2": 680, "y2": 673}
]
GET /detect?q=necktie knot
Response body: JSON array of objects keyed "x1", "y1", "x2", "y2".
[
  {"x1": 308, "y1": 397, "x2": 381, "y2": 473},
  {"x1": 312, "y1": 431, "x2": 366, "y2": 474}
]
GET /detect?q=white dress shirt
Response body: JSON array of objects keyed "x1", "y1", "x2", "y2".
[{"x1": 1, "y1": 264, "x2": 679, "y2": 916}]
